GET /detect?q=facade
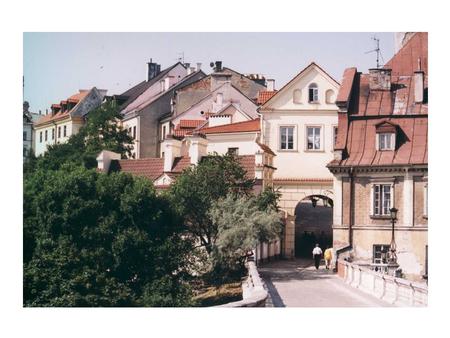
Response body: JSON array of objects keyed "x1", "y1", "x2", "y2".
[
  {"x1": 328, "y1": 32, "x2": 428, "y2": 281},
  {"x1": 259, "y1": 62, "x2": 340, "y2": 258},
  {"x1": 23, "y1": 101, "x2": 40, "y2": 160},
  {"x1": 117, "y1": 61, "x2": 206, "y2": 159},
  {"x1": 158, "y1": 61, "x2": 266, "y2": 156},
  {"x1": 33, "y1": 88, "x2": 107, "y2": 156}
]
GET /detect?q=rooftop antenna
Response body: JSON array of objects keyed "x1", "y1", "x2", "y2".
[
  {"x1": 177, "y1": 52, "x2": 185, "y2": 64},
  {"x1": 365, "y1": 36, "x2": 385, "y2": 68}
]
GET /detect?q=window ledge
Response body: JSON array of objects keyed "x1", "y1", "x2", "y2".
[
  {"x1": 308, "y1": 101, "x2": 320, "y2": 104},
  {"x1": 305, "y1": 149, "x2": 325, "y2": 153},
  {"x1": 370, "y1": 215, "x2": 392, "y2": 220},
  {"x1": 278, "y1": 149, "x2": 298, "y2": 153}
]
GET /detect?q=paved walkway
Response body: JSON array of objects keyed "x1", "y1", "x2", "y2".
[{"x1": 259, "y1": 259, "x2": 394, "y2": 307}]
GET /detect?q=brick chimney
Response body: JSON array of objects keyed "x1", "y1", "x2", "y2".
[
  {"x1": 162, "y1": 136, "x2": 182, "y2": 172},
  {"x1": 266, "y1": 79, "x2": 275, "y2": 91},
  {"x1": 414, "y1": 70, "x2": 424, "y2": 103},
  {"x1": 147, "y1": 59, "x2": 161, "y2": 82},
  {"x1": 368, "y1": 68, "x2": 392, "y2": 91}
]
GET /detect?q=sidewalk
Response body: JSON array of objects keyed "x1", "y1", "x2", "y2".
[{"x1": 259, "y1": 258, "x2": 394, "y2": 307}]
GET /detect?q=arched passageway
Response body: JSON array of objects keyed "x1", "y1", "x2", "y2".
[{"x1": 294, "y1": 195, "x2": 333, "y2": 257}]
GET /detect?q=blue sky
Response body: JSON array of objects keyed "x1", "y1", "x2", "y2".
[{"x1": 23, "y1": 32, "x2": 394, "y2": 113}]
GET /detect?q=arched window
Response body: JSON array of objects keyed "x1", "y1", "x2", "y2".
[
  {"x1": 325, "y1": 89, "x2": 335, "y2": 104},
  {"x1": 293, "y1": 89, "x2": 302, "y2": 104},
  {"x1": 308, "y1": 83, "x2": 319, "y2": 103}
]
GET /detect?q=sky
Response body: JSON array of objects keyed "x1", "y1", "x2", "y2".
[{"x1": 23, "y1": 32, "x2": 395, "y2": 114}]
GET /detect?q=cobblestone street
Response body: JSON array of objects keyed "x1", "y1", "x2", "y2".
[{"x1": 259, "y1": 259, "x2": 395, "y2": 307}]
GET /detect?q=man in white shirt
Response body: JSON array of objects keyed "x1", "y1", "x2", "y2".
[{"x1": 312, "y1": 244, "x2": 323, "y2": 270}]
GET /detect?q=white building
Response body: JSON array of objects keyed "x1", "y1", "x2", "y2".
[
  {"x1": 258, "y1": 62, "x2": 340, "y2": 258},
  {"x1": 34, "y1": 88, "x2": 106, "y2": 156}
]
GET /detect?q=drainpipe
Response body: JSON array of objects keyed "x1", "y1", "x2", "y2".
[
  {"x1": 256, "y1": 110, "x2": 264, "y2": 143},
  {"x1": 348, "y1": 167, "x2": 354, "y2": 247}
]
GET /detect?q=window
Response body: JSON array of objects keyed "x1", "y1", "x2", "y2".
[
  {"x1": 23, "y1": 131, "x2": 27, "y2": 141},
  {"x1": 308, "y1": 83, "x2": 319, "y2": 103},
  {"x1": 162, "y1": 125, "x2": 166, "y2": 140},
  {"x1": 333, "y1": 126, "x2": 338, "y2": 149},
  {"x1": 227, "y1": 147, "x2": 239, "y2": 155},
  {"x1": 307, "y1": 126, "x2": 321, "y2": 150},
  {"x1": 45, "y1": 130, "x2": 48, "y2": 141},
  {"x1": 63, "y1": 126, "x2": 67, "y2": 137},
  {"x1": 280, "y1": 126, "x2": 294, "y2": 150},
  {"x1": 52, "y1": 128, "x2": 54, "y2": 140},
  {"x1": 424, "y1": 182, "x2": 428, "y2": 217},
  {"x1": 293, "y1": 89, "x2": 302, "y2": 104},
  {"x1": 40, "y1": 131, "x2": 42, "y2": 143},
  {"x1": 379, "y1": 133, "x2": 394, "y2": 150},
  {"x1": 58, "y1": 126, "x2": 61, "y2": 138},
  {"x1": 133, "y1": 126, "x2": 136, "y2": 139},
  {"x1": 373, "y1": 184, "x2": 392, "y2": 216},
  {"x1": 373, "y1": 244, "x2": 390, "y2": 264}
]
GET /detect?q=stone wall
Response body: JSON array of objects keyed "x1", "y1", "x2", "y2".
[
  {"x1": 337, "y1": 259, "x2": 427, "y2": 306},
  {"x1": 215, "y1": 260, "x2": 268, "y2": 307}
]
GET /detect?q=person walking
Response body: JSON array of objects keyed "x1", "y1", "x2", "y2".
[
  {"x1": 312, "y1": 244, "x2": 323, "y2": 270},
  {"x1": 324, "y1": 246, "x2": 333, "y2": 270}
]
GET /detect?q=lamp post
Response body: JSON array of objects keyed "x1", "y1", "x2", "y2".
[{"x1": 388, "y1": 207, "x2": 398, "y2": 264}]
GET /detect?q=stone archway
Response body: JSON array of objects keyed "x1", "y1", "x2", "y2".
[{"x1": 294, "y1": 195, "x2": 333, "y2": 257}]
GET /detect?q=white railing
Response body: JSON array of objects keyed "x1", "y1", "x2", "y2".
[
  {"x1": 338, "y1": 259, "x2": 428, "y2": 306},
  {"x1": 215, "y1": 259, "x2": 268, "y2": 307}
]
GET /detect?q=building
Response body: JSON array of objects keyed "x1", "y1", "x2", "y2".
[
  {"x1": 258, "y1": 62, "x2": 340, "y2": 258},
  {"x1": 158, "y1": 61, "x2": 267, "y2": 156},
  {"x1": 116, "y1": 60, "x2": 206, "y2": 159},
  {"x1": 327, "y1": 32, "x2": 428, "y2": 280},
  {"x1": 23, "y1": 101, "x2": 41, "y2": 160},
  {"x1": 33, "y1": 87, "x2": 107, "y2": 156},
  {"x1": 97, "y1": 118, "x2": 276, "y2": 192}
]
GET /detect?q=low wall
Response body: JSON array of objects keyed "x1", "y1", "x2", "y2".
[
  {"x1": 215, "y1": 259, "x2": 268, "y2": 307},
  {"x1": 338, "y1": 260, "x2": 428, "y2": 306},
  {"x1": 255, "y1": 239, "x2": 281, "y2": 263}
]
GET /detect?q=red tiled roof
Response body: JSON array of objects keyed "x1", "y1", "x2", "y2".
[
  {"x1": 35, "y1": 90, "x2": 90, "y2": 126},
  {"x1": 111, "y1": 156, "x2": 191, "y2": 181},
  {"x1": 200, "y1": 118, "x2": 260, "y2": 134},
  {"x1": 331, "y1": 32, "x2": 428, "y2": 168},
  {"x1": 257, "y1": 90, "x2": 277, "y2": 105},
  {"x1": 237, "y1": 155, "x2": 255, "y2": 179},
  {"x1": 178, "y1": 119, "x2": 205, "y2": 128}
]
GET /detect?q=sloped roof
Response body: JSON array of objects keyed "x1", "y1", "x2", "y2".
[
  {"x1": 199, "y1": 118, "x2": 260, "y2": 135},
  {"x1": 257, "y1": 90, "x2": 277, "y2": 105},
  {"x1": 110, "y1": 156, "x2": 191, "y2": 181},
  {"x1": 330, "y1": 32, "x2": 428, "y2": 168}
]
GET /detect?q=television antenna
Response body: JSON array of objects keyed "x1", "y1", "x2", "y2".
[{"x1": 365, "y1": 36, "x2": 385, "y2": 68}]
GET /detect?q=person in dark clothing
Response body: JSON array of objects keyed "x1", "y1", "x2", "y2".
[{"x1": 312, "y1": 243, "x2": 323, "y2": 269}]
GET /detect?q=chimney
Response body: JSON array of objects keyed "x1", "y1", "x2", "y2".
[
  {"x1": 214, "y1": 61, "x2": 223, "y2": 72},
  {"x1": 162, "y1": 136, "x2": 182, "y2": 172},
  {"x1": 266, "y1": 79, "x2": 275, "y2": 91},
  {"x1": 147, "y1": 59, "x2": 161, "y2": 81},
  {"x1": 96, "y1": 150, "x2": 121, "y2": 173},
  {"x1": 368, "y1": 68, "x2": 392, "y2": 91},
  {"x1": 187, "y1": 134, "x2": 208, "y2": 165},
  {"x1": 196, "y1": 63, "x2": 202, "y2": 71},
  {"x1": 414, "y1": 70, "x2": 424, "y2": 103},
  {"x1": 164, "y1": 77, "x2": 171, "y2": 91}
]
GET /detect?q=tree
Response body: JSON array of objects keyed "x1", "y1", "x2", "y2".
[
  {"x1": 168, "y1": 154, "x2": 254, "y2": 254},
  {"x1": 24, "y1": 165, "x2": 195, "y2": 307},
  {"x1": 209, "y1": 194, "x2": 282, "y2": 276},
  {"x1": 28, "y1": 100, "x2": 133, "y2": 173}
]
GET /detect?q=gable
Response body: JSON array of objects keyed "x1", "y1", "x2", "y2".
[{"x1": 261, "y1": 63, "x2": 340, "y2": 111}]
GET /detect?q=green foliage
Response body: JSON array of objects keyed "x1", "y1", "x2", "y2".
[
  {"x1": 168, "y1": 153, "x2": 254, "y2": 253},
  {"x1": 28, "y1": 100, "x2": 133, "y2": 173},
  {"x1": 209, "y1": 194, "x2": 282, "y2": 276},
  {"x1": 253, "y1": 186, "x2": 282, "y2": 211},
  {"x1": 24, "y1": 166, "x2": 194, "y2": 307}
]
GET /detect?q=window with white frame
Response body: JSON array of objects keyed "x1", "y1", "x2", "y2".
[
  {"x1": 378, "y1": 133, "x2": 395, "y2": 150},
  {"x1": 373, "y1": 184, "x2": 392, "y2": 216},
  {"x1": 333, "y1": 126, "x2": 338, "y2": 150},
  {"x1": 63, "y1": 125, "x2": 67, "y2": 137},
  {"x1": 306, "y1": 126, "x2": 321, "y2": 150},
  {"x1": 45, "y1": 130, "x2": 48, "y2": 142},
  {"x1": 23, "y1": 131, "x2": 27, "y2": 141},
  {"x1": 308, "y1": 83, "x2": 319, "y2": 103},
  {"x1": 40, "y1": 131, "x2": 42, "y2": 143},
  {"x1": 227, "y1": 147, "x2": 239, "y2": 155},
  {"x1": 373, "y1": 244, "x2": 390, "y2": 264},
  {"x1": 133, "y1": 126, "x2": 136, "y2": 139},
  {"x1": 280, "y1": 126, "x2": 295, "y2": 150}
]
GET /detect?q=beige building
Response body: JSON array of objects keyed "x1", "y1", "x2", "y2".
[
  {"x1": 258, "y1": 62, "x2": 340, "y2": 258},
  {"x1": 328, "y1": 33, "x2": 428, "y2": 281}
]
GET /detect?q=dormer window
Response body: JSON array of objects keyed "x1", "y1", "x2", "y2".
[
  {"x1": 375, "y1": 121, "x2": 398, "y2": 151},
  {"x1": 308, "y1": 83, "x2": 319, "y2": 103}
]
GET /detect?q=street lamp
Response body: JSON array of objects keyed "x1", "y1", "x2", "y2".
[{"x1": 388, "y1": 207, "x2": 398, "y2": 264}]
